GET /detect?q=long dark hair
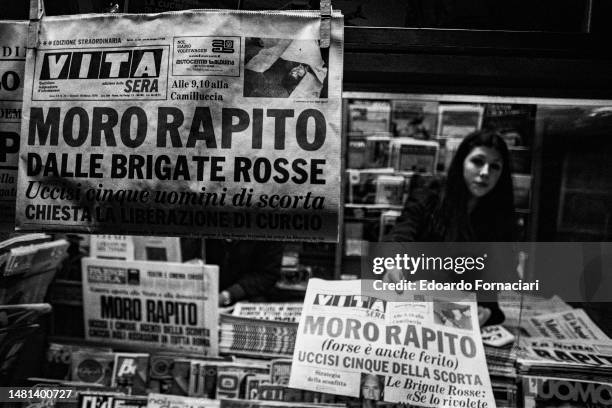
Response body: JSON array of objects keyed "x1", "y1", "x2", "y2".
[{"x1": 434, "y1": 129, "x2": 515, "y2": 241}]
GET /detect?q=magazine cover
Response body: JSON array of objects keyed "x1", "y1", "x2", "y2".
[
  {"x1": 522, "y1": 376, "x2": 612, "y2": 408},
  {"x1": 81, "y1": 257, "x2": 219, "y2": 354},
  {"x1": 111, "y1": 352, "x2": 150, "y2": 395}
]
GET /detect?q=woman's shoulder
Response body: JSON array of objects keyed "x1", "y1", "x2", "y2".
[
  {"x1": 409, "y1": 174, "x2": 445, "y2": 207},
  {"x1": 383, "y1": 174, "x2": 445, "y2": 242}
]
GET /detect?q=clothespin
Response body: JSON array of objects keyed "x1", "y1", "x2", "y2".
[
  {"x1": 320, "y1": 0, "x2": 331, "y2": 48},
  {"x1": 28, "y1": 0, "x2": 45, "y2": 49},
  {"x1": 29, "y1": 0, "x2": 44, "y2": 19}
]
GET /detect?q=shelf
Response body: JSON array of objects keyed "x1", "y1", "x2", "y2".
[{"x1": 345, "y1": 203, "x2": 403, "y2": 210}]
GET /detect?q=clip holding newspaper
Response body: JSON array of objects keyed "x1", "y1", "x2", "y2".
[
  {"x1": 16, "y1": 10, "x2": 343, "y2": 242},
  {"x1": 0, "y1": 21, "x2": 27, "y2": 232},
  {"x1": 289, "y1": 279, "x2": 496, "y2": 408},
  {"x1": 81, "y1": 257, "x2": 219, "y2": 355}
]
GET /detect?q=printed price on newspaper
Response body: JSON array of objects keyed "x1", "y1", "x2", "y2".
[
  {"x1": 16, "y1": 10, "x2": 343, "y2": 241},
  {"x1": 289, "y1": 279, "x2": 496, "y2": 408},
  {"x1": 0, "y1": 21, "x2": 27, "y2": 231},
  {"x1": 81, "y1": 257, "x2": 219, "y2": 354}
]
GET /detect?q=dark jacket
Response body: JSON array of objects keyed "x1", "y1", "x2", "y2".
[
  {"x1": 182, "y1": 238, "x2": 283, "y2": 302},
  {"x1": 384, "y1": 186, "x2": 510, "y2": 326}
]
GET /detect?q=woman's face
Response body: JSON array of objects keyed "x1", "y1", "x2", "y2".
[
  {"x1": 362, "y1": 375, "x2": 381, "y2": 400},
  {"x1": 463, "y1": 146, "x2": 503, "y2": 198}
]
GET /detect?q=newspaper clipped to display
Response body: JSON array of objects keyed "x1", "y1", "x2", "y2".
[
  {"x1": 16, "y1": 10, "x2": 343, "y2": 241},
  {"x1": 81, "y1": 257, "x2": 218, "y2": 354},
  {"x1": 0, "y1": 21, "x2": 27, "y2": 231},
  {"x1": 289, "y1": 279, "x2": 496, "y2": 407}
]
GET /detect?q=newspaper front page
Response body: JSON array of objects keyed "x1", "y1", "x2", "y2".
[
  {"x1": 16, "y1": 10, "x2": 343, "y2": 241},
  {"x1": 0, "y1": 21, "x2": 27, "y2": 231},
  {"x1": 81, "y1": 257, "x2": 219, "y2": 354},
  {"x1": 289, "y1": 279, "x2": 496, "y2": 407}
]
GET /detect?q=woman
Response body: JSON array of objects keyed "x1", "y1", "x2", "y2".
[{"x1": 384, "y1": 129, "x2": 516, "y2": 325}]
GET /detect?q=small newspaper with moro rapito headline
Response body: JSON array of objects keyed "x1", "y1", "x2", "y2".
[{"x1": 289, "y1": 279, "x2": 496, "y2": 408}]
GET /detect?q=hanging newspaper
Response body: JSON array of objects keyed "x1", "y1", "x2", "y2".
[
  {"x1": 0, "y1": 21, "x2": 27, "y2": 232},
  {"x1": 16, "y1": 10, "x2": 343, "y2": 242},
  {"x1": 81, "y1": 257, "x2": 219, "y2": 354},
  {"x1": 289, "y1": 279, "x2": 496, "y2": 408}
]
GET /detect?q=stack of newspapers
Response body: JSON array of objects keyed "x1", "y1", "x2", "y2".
[
  {"x1": 219, "y1": 303, "x2": 302, "y2": 358},
  {"x1": 0, "y1": 233, "x2": 69, "y2": 303},
  {"x1": 515, "y1": 307, "x2": 612, "y2": 407},
  {"x1": 482, "y1": 325, "x2": 519, "y2": 408}
]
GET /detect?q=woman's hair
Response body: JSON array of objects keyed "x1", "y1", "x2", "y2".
[{"x1": 435, "y1": 129, "x2": 515, "y2": 241}]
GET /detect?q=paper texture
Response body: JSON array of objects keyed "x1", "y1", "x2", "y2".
[
  {"x1": 289, "y1": 279, "x2": 496, "y2": 407},
  {"x1": 16, "y1": 10, "x2": 343, "y2": 241},
  {"x1": 0, "y1": 21, "x2": 27, "y2": 231}
]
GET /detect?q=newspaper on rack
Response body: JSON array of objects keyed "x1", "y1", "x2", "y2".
[
  {"x1": 0, "y1": 21, "x2": 27, "y2": 232},
  {"x1": 90, "y1": 235, "x2": 181, "y2": 261},
  {"x1": 289, "y1": 279, "x2": 496, "y2": 408},
  {"x1": 220, "y1": 398, "x2": 344, "y2": 408},
  {"x1": 498, "y1": 290, "x2": 572, "y2": 327},
  {"x1": 521, "y1": 309, "x2": 610, "y2": 341},
  {"x1": 147, "y1": 392, "x2": 219, "y2": 408},
  {"x1": 219, "y1": 313, "x2": 298, "y2": 358},
  {"x1": 521, "y1": 375, "x2": 612, "y2": 408},
  {"x1": 81, "y1": 257, "x2": 219, "y2": 354},
  {"x1": 516, "y1": 337, "x2": 612, "y2": 372},
  {"x1": 232, "y1": 302, "x2": 303, "y2": 322},
  {"x1": 16, "y1": 10, "x2": 343, "y2": 242}
]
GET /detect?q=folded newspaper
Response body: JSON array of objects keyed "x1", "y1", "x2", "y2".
[
  {"x1": 521, "y1": 309, "x2": 610, "y2": 341},
  {"x1": 522, "y1": 375, "x2": 612, "y2": 408},
  {"x1": 289, "y1": 279, "x2": 496, "y2": 407}
]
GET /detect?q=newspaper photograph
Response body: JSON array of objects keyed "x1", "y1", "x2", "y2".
[
  {"x1": 81, "y1": 257, "x2": 219, "y2": 354},
  {"x1": 289, "y1": 279, "x2": 496, "y2": 407},
  {"x1": 521, "y1": 309, "x2": 611, "y2": 341},
  {"x1": 16, "y1": 10, "x2": 343, "y2": 241},
  {"x1": 0, "y1": 21, "x2": 27, "y2": 231}
]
